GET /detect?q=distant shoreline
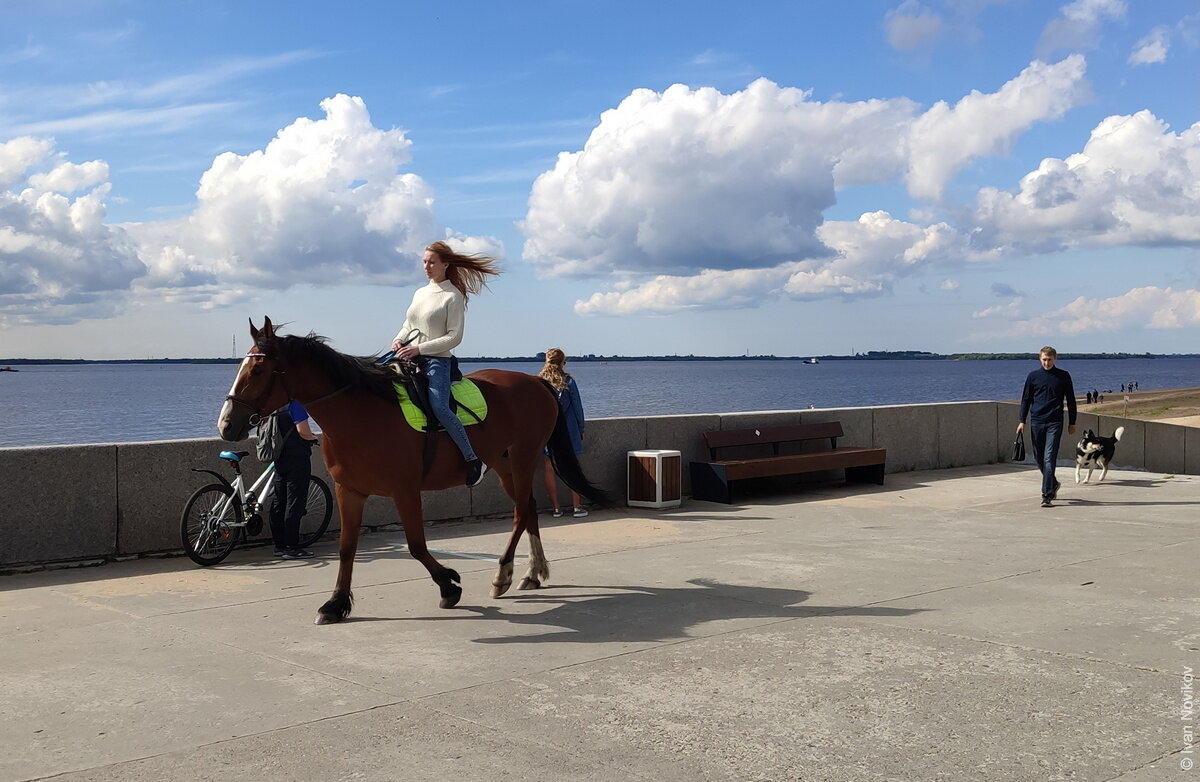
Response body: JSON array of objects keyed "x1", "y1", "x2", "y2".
[{"x1": 1, "y1": 351, "x2": 1197, "y2": 366}]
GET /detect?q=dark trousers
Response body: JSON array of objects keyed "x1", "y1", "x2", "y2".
[
  {"x1": 1029, "y1": 420, "x2": 1063, "y2": 499},
  {"x1": 269, "y1": 446, "x2": 311, "y2": 549}
]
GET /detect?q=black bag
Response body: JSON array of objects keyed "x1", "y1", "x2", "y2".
[
  {"x1": 1011, "y1": 433, "x2": 1026, "y2": 462},
  {"x1": 256, "y1": 408, "x2": 295, "y2": 463}
]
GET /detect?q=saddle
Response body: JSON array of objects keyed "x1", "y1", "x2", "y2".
[{"x1": 387, "y1": 358, "x2": 487, "y2": 475}]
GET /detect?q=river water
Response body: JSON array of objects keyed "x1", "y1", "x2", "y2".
[{"x1": 1, "y1": 357, "x2": 1195, "y2": 447}]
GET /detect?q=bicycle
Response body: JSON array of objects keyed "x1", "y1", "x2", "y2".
[{"x1": 181, "y1": 450, "x2": 333, "y2": 566}]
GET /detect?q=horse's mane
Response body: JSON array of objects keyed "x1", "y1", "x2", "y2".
[{"x1": 274, "y1": 333, "x2": 397, "y2": 402}]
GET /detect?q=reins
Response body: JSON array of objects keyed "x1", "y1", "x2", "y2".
[
  {"x1": 227, "y1": 350, "x2": 353, "y2": 421},
  {"x1": 303, "y1": 384, "x2": 353, "y2": 408}
]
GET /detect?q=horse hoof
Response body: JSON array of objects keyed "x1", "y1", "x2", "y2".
[
  {"x1": 490, "y1": 581, "x2": 511, "y2": 598},
  {"x1": 316, "y1": 594, "x2": 353, "y2": 624},
  {"x1": 439, "y1": 584, "x2": 463, "y2": 609},
  {"x1": 518, "y1": 577, "x2": 541, "y2": 590}
]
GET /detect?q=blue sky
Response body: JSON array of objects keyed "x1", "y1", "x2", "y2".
[{"x1": 1, "y1": 0, "x2": 1198, "y2": 359}]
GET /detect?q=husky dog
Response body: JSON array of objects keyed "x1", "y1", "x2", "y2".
[{"x1": 1074, "y1": 426, "x2": 1125, "y2": 483}]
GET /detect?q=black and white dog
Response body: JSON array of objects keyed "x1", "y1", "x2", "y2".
[{"x1": 1074, "y1": 426, "x2": 1124, "y2": 484}]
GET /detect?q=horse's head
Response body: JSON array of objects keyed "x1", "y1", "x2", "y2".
[{"x1": 217, "y1": 317, "x2": 293, "y2": 441}]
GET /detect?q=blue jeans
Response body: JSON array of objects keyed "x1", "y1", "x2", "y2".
[
  {"x1": 1029, "y1": 420, "x2": 1063, "y2": 499},
  {"x1": 417, "y1": 356, "x2": 477, "y2": 462}
]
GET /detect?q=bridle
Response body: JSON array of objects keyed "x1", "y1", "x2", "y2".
[
  {"x1": 225, "y1": 350, "x2": 352, "y2": 425},
  {"x1": 224, "y1": 352, "x2": 285, "y2": 427}
]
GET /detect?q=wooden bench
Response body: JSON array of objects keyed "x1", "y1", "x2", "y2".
[{"x1": 689, "y1": 422, "x2": 886, "y2": 504}]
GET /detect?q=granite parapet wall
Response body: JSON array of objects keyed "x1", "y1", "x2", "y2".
[{"x1": 2, "y1": 402, "x2": 1193, "y2": 568}]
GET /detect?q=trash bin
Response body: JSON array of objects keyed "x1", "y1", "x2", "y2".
[{"x1": 627, "y1": 449, "x2": 682, "y2": 509}]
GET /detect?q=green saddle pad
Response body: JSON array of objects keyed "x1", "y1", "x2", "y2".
[{"x1": 393, "y1": 377, "x2": 487, "y2": 432}]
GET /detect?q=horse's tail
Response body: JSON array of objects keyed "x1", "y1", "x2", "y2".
[{"x1": 541, "y1": 380, "x2": 618, "y2": 509}]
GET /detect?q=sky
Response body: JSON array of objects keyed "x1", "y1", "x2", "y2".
[{"x1": 1, "y1": 0, "x2": 1198, "y2": 360}]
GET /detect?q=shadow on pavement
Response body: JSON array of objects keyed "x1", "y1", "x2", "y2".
[{"x1": 346, "y1": 577, "x2": 930, "y2": 645}]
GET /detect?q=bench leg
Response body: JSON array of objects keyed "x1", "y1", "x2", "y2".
[
  {"x1": 845, "y1": 463, "x2": 885, "y2": 485},
  {"x1": 689, "y1": 462, "x2": 732, "y2": 504}
]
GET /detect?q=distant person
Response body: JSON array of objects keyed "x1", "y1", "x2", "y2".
[
  {"x1": 1085, "y1": 391, "x2": 1093, "y2": 404},
  {"x1": 267, "y1": 401, "x2": 320, "y2": 559},
  {"x1": 391, "y1": 241, "x2": 500, "y2": 487},
  {"x1": 1016, "y1": 346, "x2": 1077, "y2": 508},
  {"x1": 539, "y1": 347, "x2": 588, "y2": 518}
]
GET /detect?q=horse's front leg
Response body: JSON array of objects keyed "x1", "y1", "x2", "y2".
[
  {"x1": 316, "y1": 484, "x2": 365, "y2": 625},
  {"x1": 393, "y1": 491, "x2": 462, "y2": 608}
]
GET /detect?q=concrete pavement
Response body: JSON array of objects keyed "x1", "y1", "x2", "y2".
[{"x1": 3, "y1": 463, "x2": 1197, "y2": 781}]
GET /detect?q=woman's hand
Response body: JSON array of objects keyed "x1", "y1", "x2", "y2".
[{"x1": 397, "y1": 343, "x2": 421, "y2": 360}]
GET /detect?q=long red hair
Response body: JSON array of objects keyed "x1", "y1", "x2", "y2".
[{"x1": 427, "y1": 241, "x2": 500, "y2": 303}]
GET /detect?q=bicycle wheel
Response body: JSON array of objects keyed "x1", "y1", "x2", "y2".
[
  {"x1": 297, "y1": 475, "x2": 333, "y2": 548},
  {"x1": 181, "y1": 484, "x2": 243, "y2": 566}
]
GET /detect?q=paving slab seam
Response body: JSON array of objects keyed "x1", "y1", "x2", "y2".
[
  {"x1": 1102, "y1": 748, "x2": 1190, "y2": 781},
  {"x1": 402, "y1": 700, "x2": 666, "y2": 782},
  {"x1": 842, "y1": 620, "x2": 1183, "y2": 677},
  {"x1": 804, "y1": 537, "x2": 1200, "y2": 614}
]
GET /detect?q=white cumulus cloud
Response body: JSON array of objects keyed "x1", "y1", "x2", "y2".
[
  {"x1": 785, "y1": 211, "x2": 966, "y2": 298},
  {"x1": 524, "y1": 61, "x2": 1086, "y2": 291},
  {"x1": 128, "y1": 94, "x2": 457, "y2": 293},
  {"x1": 575, "y1": 211, "x2": 969, "y2": 315},
  {"x1": 1012, "y1": 286, "x2": 1200, "y2": 334},
  {"x1": 0, "y1": 138, "x2": 144, "y2": 325},
  {"x1": 973, "y1": 110, "x2": 1200, "y2": 253},
  {"x1": 2, "y1": 96, "x2": 499, "y2": 324},
  {"x1": 905, "y1": 56, "x2": 1089, "y2": 200}
]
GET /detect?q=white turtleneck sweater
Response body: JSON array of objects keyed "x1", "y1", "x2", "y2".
[{"x1": 394, "y1": 279, "x2": 466, "y2": 358}]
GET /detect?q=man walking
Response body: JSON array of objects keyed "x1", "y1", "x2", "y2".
[{"x1": 1016, "y1": 346, "x2": 1077, "y2": 507}]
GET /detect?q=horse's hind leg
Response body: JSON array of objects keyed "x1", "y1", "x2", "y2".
[
  {"x1": 512, "y1": 455, "x2": 551, "y2": 591},
  {"x1": 518, "y1": 508, "x2": 549, "y2": 591},
  {"x1": 491, "y1": 462, "x2": 548, "y2": 596},
  {"x1": 490, "y1": 465, "x2": 521, "y2": 597},
  {"x1": 317, "y1": 485, "x2": 365, "y2": 625}
]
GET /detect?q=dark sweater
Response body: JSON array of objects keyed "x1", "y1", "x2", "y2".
[{"x1": 1019, "y1": 367, "x2": 1077, "y2": 425}]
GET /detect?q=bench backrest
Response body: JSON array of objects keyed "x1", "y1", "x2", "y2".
[{"x1": 702, "y1": 422, "x2": 845, "y2": 459}]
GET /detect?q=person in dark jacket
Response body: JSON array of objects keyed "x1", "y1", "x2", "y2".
[
  {"x1": 539, "y1": 348, "x2": 588, "y2": 518},
  {"x1": 269, "y1": 401, "x2": 320, "y2": 558},
  {"x1": 1016, "y1": 346, "x2": 1077, "y2": 507}
]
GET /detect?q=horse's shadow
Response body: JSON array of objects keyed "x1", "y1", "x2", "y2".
[{"x1": 387, "y1": 578, "x2": 929, "y2": 645}]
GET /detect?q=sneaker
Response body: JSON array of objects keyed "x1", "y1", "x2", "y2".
[
  {"x1": 1040, "y1": 499, "x2": 1052, "y2": 508},
  {"x1": 572, "y1": 507, "x2": 589, "y2": 518},
  {"x1": 273, "y1": 549, "x2": 286, "y2": 558},
  {"x1": 465, "y1": 459, "x2": 489, "y2": 487},
  {"x1": 551, "y1": 508, "x2": 564, "y2": 518},
  {"x1": 1050, "y1": 479, "x2": 1061, "y2": 500},
  {"x1": 281, "y1": 548, "x2": 315, "y2": 560}
]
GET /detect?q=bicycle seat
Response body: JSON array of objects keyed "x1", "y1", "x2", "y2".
[{"x1": 219, "y1": 450, "x2": 250, "y2": 463}]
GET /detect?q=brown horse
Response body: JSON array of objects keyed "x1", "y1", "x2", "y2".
[{"x1": 217, "y1": 317, "x2": 612, "y2": 624}]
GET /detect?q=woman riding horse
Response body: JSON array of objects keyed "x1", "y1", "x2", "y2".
[
  {"x1": 218, "y1": 317, "x2": 611, "y2": 624},
  {"x1": 391, "y1": 241, "x2": 500, "y2": 488}
]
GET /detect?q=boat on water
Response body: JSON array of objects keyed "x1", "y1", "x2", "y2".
[
  {"x1": 802, "y1": 357, "x2": 820, "y2": 365},
  {"x1": 0, "y1": 366, "x2": 18, "y2": 372}
]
